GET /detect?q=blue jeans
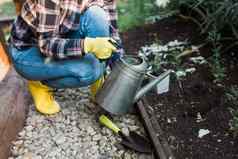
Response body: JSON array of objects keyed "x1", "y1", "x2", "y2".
[{"x1": 9, "y1": 6, "x2": 112, "y2": 88}]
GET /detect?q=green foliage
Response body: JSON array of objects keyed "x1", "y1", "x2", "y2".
[
  {"x1": 226, "y1": 86, "x2": 238, "y2": 135},
  {"x1": 167, "y1": 0, "x2": 238, "y2": 44},
  {"x1": 197, "y1": 1, "x2": 236, "y2": 36},
  {"x1": 117, "y1": 0, "x2": 159, "y2": 31},
  {"x1": 150, "y1": 44, "x2": 184, "y2": 74},
  {"x1": 0, "y1": 2, "x2": 16, "y2": 17},
  {"x1": 154, "y1": 0, "x2": 180, "y2": 17},
  {"x1": 226, "y1": 86, "x2": 238, "y2": 107},
  {"x1": 139, "y1": 40, "x2": 195, "y2": 77},
  {"x1": 230, "y1": 110, "x2": 238, "y2": 136},
  {"x1": 207, "y1": 30, "x2": 226, "y2": 83},
  {"x1": 4, "y1": 29, "x2": 10, "y2": 41},
  {"x1": 210, "y1": 48, "x2": 226, "y2": 83},
  {"x1": 160, "y1": 0, "x2": 238, "y2": 56},
  {"x1": 163, "y1": 0, "x2": 238, "y2": 82}
]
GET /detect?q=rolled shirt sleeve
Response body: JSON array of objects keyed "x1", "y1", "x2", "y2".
[{"x1": 38, "y1": 32, "x2": 83, "y2": 59}]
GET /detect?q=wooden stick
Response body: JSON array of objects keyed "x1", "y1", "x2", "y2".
[
  {"x1": 137, "y1": 100, "x2": 168, "y2": 159},
  {"x1": 143, "y1": 97, "x2": 176, "y2": 159}
]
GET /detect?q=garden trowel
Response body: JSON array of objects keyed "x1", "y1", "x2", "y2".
[{"x1": 99, "y1": 115, "x2": 152, "y2": 153}]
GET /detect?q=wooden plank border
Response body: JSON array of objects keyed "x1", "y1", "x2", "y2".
[
  {"x1": 0, "y1": 16, "x2": 15, "y2": 28},
  {"x1": 0, "y1": 27, "x2": 29, "y2": 159},
  {"x1": 137, "y1": 97, "x2": 175, "y2": 159}
]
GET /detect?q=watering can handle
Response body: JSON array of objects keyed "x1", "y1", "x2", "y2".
[
  {"x1": 134, "y1": 70, "x2": 172, "y2": 102},
  {"x1": 108, "y1": 39, "x2": 122, "y2": 49}
]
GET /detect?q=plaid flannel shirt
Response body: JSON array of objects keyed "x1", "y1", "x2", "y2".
[{"x1": 10, "y1": 0, "x2": 119, "y2": 59}]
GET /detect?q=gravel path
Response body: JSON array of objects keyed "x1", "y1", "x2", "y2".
[{"x1": 8, "y1": 88, "x2": 151, "y2": 159}]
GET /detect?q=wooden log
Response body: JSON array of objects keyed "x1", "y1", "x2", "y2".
[
  {"x1": 150, "y1": 115, "x2": 175, "y2": 159},
  {"x1": 0, "y1": 68, "x2": 29, "y2": 159},
  {"x1": 137, "y1": 97, "x2": 176, "y2": 159},
  {"x1": 0, "y1": 28, "x2": 29, "y2": 159}
]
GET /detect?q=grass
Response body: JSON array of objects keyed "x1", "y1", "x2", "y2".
[
  {"x1": 0, "y1": 2, "x2": 15, "y2": 40},
  {"x1": 0, "y1": 1, "x2": 16, "y2": 17},
  {"x1": 117, "y1": 0, "x2": 158, "y2": 31}
]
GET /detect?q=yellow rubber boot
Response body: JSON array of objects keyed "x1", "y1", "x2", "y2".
[
  {"x1": 28, "y1": 81, "x2": 61, "y2": 115},
  {"x1": 90, "y1": 76, "x2": 105, "y2": 101}
]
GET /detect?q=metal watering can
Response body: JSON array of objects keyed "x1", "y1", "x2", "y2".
[{"x1": 95, "y1": 55, "x2": 171, "y2": 115}]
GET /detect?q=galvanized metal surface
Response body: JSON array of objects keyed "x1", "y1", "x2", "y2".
[
  {"x1": 134, "y1": 70, "x2": 171, "y2": 102},
  {"x1": 95, "y1": 55, "x2": 147, "y2": 115},
  {"x1": 96, "y1": 54, "x2": 171, "y2": 115}
]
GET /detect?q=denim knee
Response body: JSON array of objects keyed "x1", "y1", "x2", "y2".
[
  {"x1": 66, "y1": 54, "x2": 106, "y2": 84},
  {"x1": 79, "y1": 5, "x2": 110, "y2": 37},
  {"x1": 8, "y1": 46, "x2": 31, "y2": 79}
]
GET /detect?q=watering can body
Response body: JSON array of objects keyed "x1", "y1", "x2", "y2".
[{"x1": 95, "y1": 55, "x2": 171, "y2": 115}]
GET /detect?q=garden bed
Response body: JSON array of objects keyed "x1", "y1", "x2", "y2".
[
  {"x1": 121, "y1": 16, "x2": 238, "y2": 159},
  {"x1": 145, "y1": 68, "x2": 237, "y2": 159}
]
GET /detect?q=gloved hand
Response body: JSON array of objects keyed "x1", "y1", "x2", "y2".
[{"x1": 84, "y1": 37, "x2": 117, "y2": 59}]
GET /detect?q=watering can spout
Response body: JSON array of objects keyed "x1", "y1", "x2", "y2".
[{"x1": 133, "y1": 70, "x2": 172, "y2": 102}]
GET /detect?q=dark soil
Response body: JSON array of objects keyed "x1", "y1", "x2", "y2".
[
  {"x1": 121, "y1": 16, "x2": 238, "y2": 159},
  {"x1": 146, "y1": 68, "x2": 238, "y2": 159},
  {"x1": 121, "y1": 16, "x2": 206, "y2": 55}
]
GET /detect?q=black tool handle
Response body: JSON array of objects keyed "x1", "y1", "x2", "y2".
[{"x1": 108, "y1": 39, "x2": 122, "y2": 49}]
